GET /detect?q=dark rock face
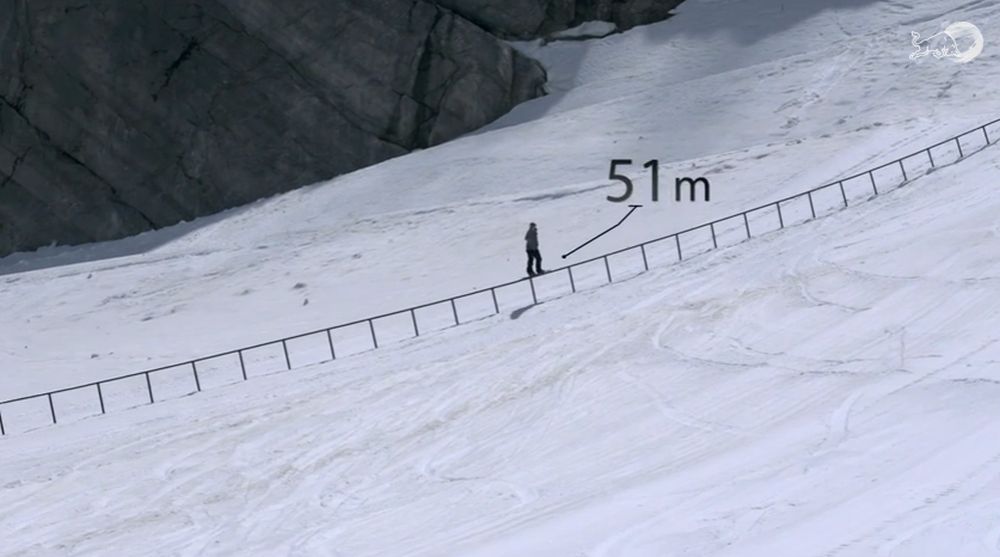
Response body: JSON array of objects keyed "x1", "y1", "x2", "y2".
[
  {"x1": 0, "y1": 0, "x2": 680, "y2": 257},
  {"x1": 434, "y1": 0, "x2": 550, "y2": 38},
  {"x1": 433, "y1": 0, "x2": 683, "y2": 39},
  {"x1": 0, "y1": 0, "x2": 547, "y2": 256}
]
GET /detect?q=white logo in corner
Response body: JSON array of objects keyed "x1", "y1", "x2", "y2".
[{"x1": 910, "y1": 22, "x2": 985, "y2": 63}]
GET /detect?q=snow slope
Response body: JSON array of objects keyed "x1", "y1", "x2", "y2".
[
  {"x1": 2, "y1": 0, "x2": 1000, "y2": 554},
  {"x1": 2, "y1": 0, "x2": 999, "y2": 398},
  {"x1": 2, "y1": 138, "x2": 999, "y2": 556}
]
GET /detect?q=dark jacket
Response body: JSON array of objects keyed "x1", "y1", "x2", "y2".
[{"x1": 525, "y1": 227, "x2": 539, "y2": 250}]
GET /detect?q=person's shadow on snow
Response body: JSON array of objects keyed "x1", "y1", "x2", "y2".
[{"x1": 510, "y1": 303, "x2": 541, "y2": 320}]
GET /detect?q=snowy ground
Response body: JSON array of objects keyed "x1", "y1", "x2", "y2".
[
  {"x1": 3, "y1": 147, "x2": 999, "y2": 556},
  {"x1": 2, "y1": 0, "x2": 1000, "y2": 555},
  {"x1": 2, "y1": 0, "x2": 998, "y2": 398}
]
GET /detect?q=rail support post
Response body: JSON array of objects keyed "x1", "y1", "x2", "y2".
[
  {"x1": 238, "y1": 350, "x2": 249, "y2": 380},
  {"x1": 325, "y1": 331, "x2": 336, "y2": 361},
  {"x1": 807, "y1": 192, "x2": 816, "y2": 219},
  {"x1": 490, "y1": 288, "x2": 500, "y2": 314},
  {"x1": 192, "y1": 361, "x2": 202, "y2": 392},
  {"x1": 281, "y1": 340, "x2": 292, "y2": 370},
  {"x1": 96, "y1": 383, "x2": 106, "y2": 414},
  {"x1": 47, "y1": 393, "x2": 57, "y2": 424}
]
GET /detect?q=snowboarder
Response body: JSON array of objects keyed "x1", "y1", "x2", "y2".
[{"x1": 525, "y1": 222, "x2": 544, "y2": 276}]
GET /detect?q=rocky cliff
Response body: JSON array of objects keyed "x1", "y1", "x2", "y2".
[
  {"x1": 434, "y1": 0, "x2": 683, "y2": 39},
  {"x1": 0, "y1": 0, "x2": 678, "y2": 257}
]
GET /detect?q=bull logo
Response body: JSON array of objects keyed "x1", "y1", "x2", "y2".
[
  {"x1": 910, "y1": 30, "x2": 960, "y2": 59},
  {"x1": 909, "y1": 22, "x2": 985, "y2": 63}
]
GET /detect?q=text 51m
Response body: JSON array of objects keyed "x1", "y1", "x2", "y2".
[{"x1": 607, "y1": 159, "x2": 711, "y2": 203}]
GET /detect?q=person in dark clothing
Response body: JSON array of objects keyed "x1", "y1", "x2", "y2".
[{"x1": 525, "y1": 222, "x2": 544, "y2": 276}]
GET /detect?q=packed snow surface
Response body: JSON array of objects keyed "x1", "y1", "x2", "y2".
[{"x1": 2, "y1": 0, "x2": 1000, "y2": 555}]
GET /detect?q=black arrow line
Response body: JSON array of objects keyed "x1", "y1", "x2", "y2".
[{"x1": 561, "y1": 205, "x2": 643, "y2": 259}]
